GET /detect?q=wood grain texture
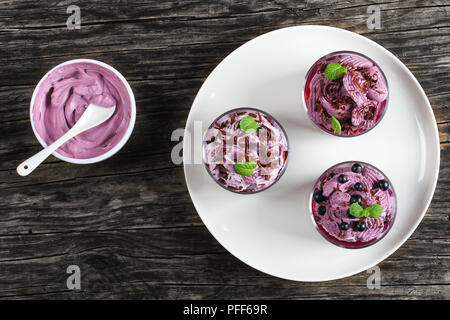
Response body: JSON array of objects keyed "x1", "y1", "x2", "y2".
[{"x1": 0, "y1": 0, "x2": 448, "y2": 299}]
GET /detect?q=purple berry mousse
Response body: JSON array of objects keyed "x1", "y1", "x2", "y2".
[
  {"x1": 311, "y1": 161, "x2": 396, "y2": 248},
  {"x1": 203, "y1": 108, "x2": 289, "y2": 193},
  {"x1": 304, "y1": 52, "x2": 388, "y2": 136}
]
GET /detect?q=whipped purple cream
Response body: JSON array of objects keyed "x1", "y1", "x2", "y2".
[
  {"x1": 203, "y1": 108, "x2": 289, "y2": 193},
  {"x1": 312, "y1": 162, "x2": 396, "y2": 248},
  {"x1": 305, "y1": 52, "x2": 388, "y2": 136}
]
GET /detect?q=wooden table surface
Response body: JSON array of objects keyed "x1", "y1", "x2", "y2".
[{"x1": 0, "y1": 0, "x2": 448, "y2": 299}]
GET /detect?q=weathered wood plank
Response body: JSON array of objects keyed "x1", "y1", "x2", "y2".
[
  {"x1": 2, "y1": 284, "x2": 449, "y2": 300},
  {"x1": 439, "y1": 123, "x2": 449, "y2": 143},
  {"x1": 0, "y1": 124, "x2": 447, "y2": 236},
  {"x1": 0, "y1": 0, "x2": 449, "y2": 29},
  {"x1": 0, "y1": 167, "x2": 202, "y2": 235}
]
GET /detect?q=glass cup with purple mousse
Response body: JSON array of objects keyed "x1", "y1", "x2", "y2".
[
  {"x1": 203, "y1": 108, "x2": 289, "y2": 193},
  {"x1": 311, "y1": 161, "x2": 396, "y2": 248},
  {"x1": 303, "y1": 51, "x2": 389, "y2": 137}
]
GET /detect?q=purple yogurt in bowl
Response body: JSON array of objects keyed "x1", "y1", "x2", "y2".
[
  {"x1": 310, "y1": 161, "x2": 396, "y2": 249},
  {"x1": 203, "y1": 108, "x2": 289, "y2": 194},
  {"x1": 303, "y1": 51, "x2": 389, "y2": 137}
]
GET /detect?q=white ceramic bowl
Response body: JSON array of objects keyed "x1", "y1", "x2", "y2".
[
  {"x1": 29, "y1": 59, "x2": 136, "y2": 164},
  {"x1": 183, "y1": 25, "x2": 440, "y2": 281}
]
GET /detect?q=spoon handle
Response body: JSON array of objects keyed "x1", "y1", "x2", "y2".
[{"x1": 16, "y1": 126, "x2": 83, "y2": 176}]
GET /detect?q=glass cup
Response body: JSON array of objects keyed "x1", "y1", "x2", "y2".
[{"x1": 303, "y1": 51, "x2": 389, "y2": 137}]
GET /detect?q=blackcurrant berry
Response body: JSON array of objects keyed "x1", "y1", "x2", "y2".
[
  {"x1": 378, "y1": 180, "x2": 389, "y2": 191},
  {"x1": 313, "y1": 190, "x2": 327, "y2": 203},
  {"x1": 350, "y1": 194, "x2": 362, "y2": 205},
  {"x1": 353, "y1": 221, "x2": 367, "y2": 232},
  {"x1": 354, "y1": 182, "x2": 363, "y2": 191},
  {"x1": 318, "y1": 206, "x2": 326, "y2": 215},
  {"x1": 339, "y1": 221, "x2": 350, "y2": 230}
]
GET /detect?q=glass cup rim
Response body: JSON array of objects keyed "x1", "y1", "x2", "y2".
[
  {"x1": 202, "y1": 107, "x2": 290, "y2": 195},
  {"x1": 302, "y1": 50, "x2": 390, "y2": 138},
  {"x1": 309, "y1": 160, "x2": 397, "y2": 249}
]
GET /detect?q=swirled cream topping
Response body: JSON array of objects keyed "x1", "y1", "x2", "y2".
[
  {"x1": 305, "y1": 54, "x2": 388, "y2": 136},
  {"x1": 32, "y1": 62, "x2": 132, "y2": 159},
  {"x1": 203, "y1": 109, "x2": 289, "y2": 193}
]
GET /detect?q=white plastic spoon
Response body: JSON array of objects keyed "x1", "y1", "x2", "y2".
[{"x1": 17, "y1": 103, "x2": 116, "y2": 176}]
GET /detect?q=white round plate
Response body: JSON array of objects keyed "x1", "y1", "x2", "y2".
[{"x1": 183, "y1": 25, "x2": 440, "y2": 281}]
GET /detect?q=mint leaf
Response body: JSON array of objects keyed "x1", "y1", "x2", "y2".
[
  {"x1": 234, "y1": 162, "x2": 257, "y2": 176},
  {"x1": 324, "y1": 62, "x2": 348, "y2": 80},
  {"x1": 239, "y1": 116, "x2": 258, "y2": 134},
  {"x1": 365, "y1": 204, "x2": 383, "y2": 218},
  {"x1": 331, "y1": 116, "x2": 342, "y2": 135},
  {"x1": 349, "y1": 203, "x2": 364, "y2": 218}
]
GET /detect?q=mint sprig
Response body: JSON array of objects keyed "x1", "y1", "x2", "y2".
[
  {"x1": 234, "y1": 162, "x2": 257, "y2": 176},
  {"x1": 324, "y1": 62, "x2": 347, "y2": 80},
  {"x1": 239, "y1": 116, "x2": 258, "y2": 134},
  {"x1": 365, "y1": 204, "x2": 383, "y2": 218},
  {"x1": 331, "y1": 116, "x2": 342, "y2": 135},
  {"x1": 349, "y1": 203, "x2": 383, "y2": 219}
]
